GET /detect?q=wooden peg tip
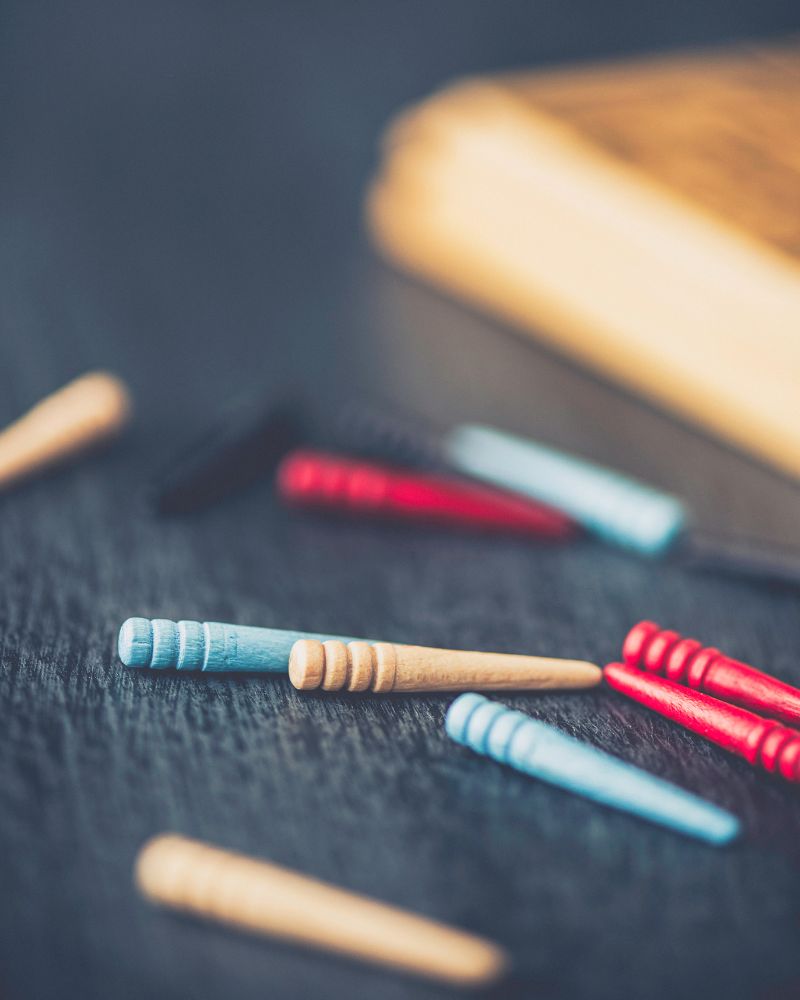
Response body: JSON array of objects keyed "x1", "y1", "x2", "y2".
[
  {"x1": 0, "y1": 370, "x2": 132, "y2": 490},
  {"x1": 135, "y1": 833, "x2": 508, "y2": 988}
]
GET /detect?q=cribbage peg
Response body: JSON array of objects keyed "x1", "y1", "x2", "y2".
[
  {"x1": 289, "y1": 639, "x2": 602, "y2": 693},
  {"x1": 444, "y1": 423, "x2": 687, "y2": 555},
  {"x1": 446, "y1": 693, "x2": 739, "y2": 844},
  {"x1": 0, "y1": 371, "x2": 131, "y2": 491},
  {"x1": 118, "y1": 617, "x2": 364, "y2": 672},
  {"x1": 623, "y1": 620, "x2": 800, "y2": 727},
  {"x1": 605, "y1": 661, "x2": 800, "y2": 783},
  {"x1": 136, "y1": 833, "x2": 508, "y2": 988},
  {"x1": 277, "y1": 449, "x2": 576, "y2": 538}
]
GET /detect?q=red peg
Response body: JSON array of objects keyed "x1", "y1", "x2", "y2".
[
  {"x1": 276, "y1": 449, "x2": 576, "y2": 539},
  {"x1": 604, "y1": 662, "x2": 800, "y2": 783},
  {"x1": 623, "y1": 620, "x2": 800, "y2": 727}
]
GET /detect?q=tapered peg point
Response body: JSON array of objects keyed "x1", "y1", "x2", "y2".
[{"x1": 0, "y1": 371, "x2": 132, "y2": 491}]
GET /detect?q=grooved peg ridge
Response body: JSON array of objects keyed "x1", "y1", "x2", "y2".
[
  {"x1": 289, "y1": 639, "x2": 602, "y2": 693},
  {"x1": 623, "y1": 620, "x2": 800, "y2": 727},
  {"x1": 445, "y1": 693, "x2": 740, "y2": 844}
]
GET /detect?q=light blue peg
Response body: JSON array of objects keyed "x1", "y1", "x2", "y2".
[
  {"x1": 445, "y1": 694, "x2": 739, "y2": 845},
  {"x1": 443, "y1": 424, "x2": 686, "y2": 555},
  {"x1": 118, "y1": 617, "x2": 364, "y2": 672}
]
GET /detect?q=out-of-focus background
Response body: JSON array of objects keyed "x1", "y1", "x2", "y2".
[{"x1": 3, "y1": 3, "x2": 800, "y2": 999}]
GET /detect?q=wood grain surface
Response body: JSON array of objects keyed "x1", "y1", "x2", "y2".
[
  {"x1": 510, "y1": 40, "x2": 800, "y2": 262},
  {"x1": 2, "y1": 3, "x2": 800, "y2": 1000}
]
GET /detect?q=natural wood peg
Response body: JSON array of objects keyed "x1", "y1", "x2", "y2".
[
  {"x1": 136, "y1": 833, "x2": 508, "y2": 988},
  {"x1": 289, "y1": 638, "x2": 602, "y2": 693},
  {"x1": 0, "y1": 371, "x2": 131, "y2": 491}
]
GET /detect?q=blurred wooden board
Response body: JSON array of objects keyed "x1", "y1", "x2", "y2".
[{"x1": 368, "y1": 40, "x2": 800, "y2": 478}]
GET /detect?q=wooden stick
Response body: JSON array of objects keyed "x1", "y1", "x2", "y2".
[
  {"x1": 289, "y1": 638, "x2": 602, "y2": 693},
  {"x1": 0, "y1": 371, "x2": 131, "y2": 490},
  {"x1": 623, "y1": 619, "x2": 800, "y2": 727},
  {"x1": 136, "y1": 834, "x2": 508, "y2": 988},
  {"x1": 605, "y1": 662, "x2": 800, "y2": 783},
  {"x1": 277, "y1": 447, "x2": 577, "y2": 539},
  {"x1": 447, "y1": 693, "x2": 740, "y2": 844}
]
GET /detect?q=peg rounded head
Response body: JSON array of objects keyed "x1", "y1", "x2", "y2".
[
  {"x1": 445, "y1": 693, "x2": 486, "y2": 744},
  {"x1": 118, "y1": 617, "x2": 153, "y2": 667},
  {"x1": 289, "y1": 639, "x2": 326, "y2": 689}
]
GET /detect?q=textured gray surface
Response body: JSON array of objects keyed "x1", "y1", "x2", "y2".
[{"x1": 3, "y1": 3, "x2": 800, "y2": 999}]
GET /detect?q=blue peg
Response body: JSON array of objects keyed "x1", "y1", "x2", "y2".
[
  {"x1": 443, "y1": 424, "x2": 686, "y2": 555},
  {"x1": 445, "y1": 694, "x2": 739, "y2": 845},
  {"x1": 118, "y1": 617, "x2": 364, "y2": 672}
]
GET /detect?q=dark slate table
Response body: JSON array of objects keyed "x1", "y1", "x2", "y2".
[{"x1": 3, "y1": 3, "x2": 800, "y2": 998}]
